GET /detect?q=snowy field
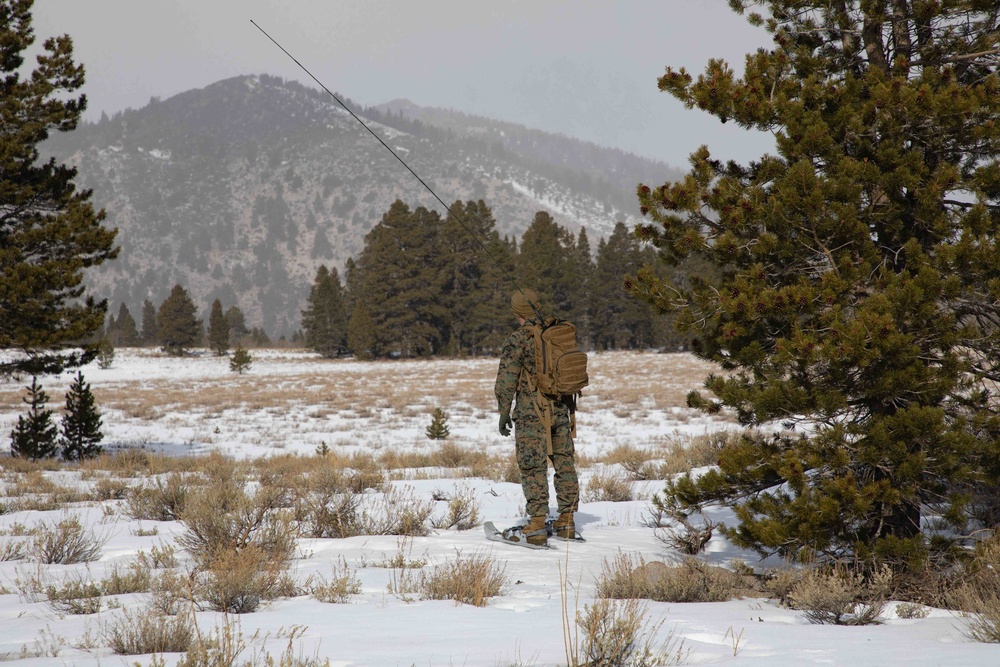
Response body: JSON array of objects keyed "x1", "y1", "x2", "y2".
[{"x1": 0, "y1": 348, "x2": 996, "y2": 666}]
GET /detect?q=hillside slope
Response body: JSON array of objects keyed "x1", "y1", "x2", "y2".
[{"x1": 44, "y1": 75, "x2": 679, "y2": 335}]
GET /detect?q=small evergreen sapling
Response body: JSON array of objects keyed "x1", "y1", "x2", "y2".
[
  {"x1": 10, "y1": 377, "x2": 58, "y2": 460},
  {"x1": 96, "y1": 336, "x2": 115, "y2": 369},
  {"x1": 230, "y1": 344, "x2": 252, "y2": 374},
  {"x1": 60, "y1": 372, "x2": 104, "y2": 461},
  {"x1": 426, "y1": 408, "x2": 450, "y2": 440}
]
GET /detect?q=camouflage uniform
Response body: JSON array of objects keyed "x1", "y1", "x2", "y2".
[{"x1": 495, "y1": 317, "x2": 579, "y2": 519}]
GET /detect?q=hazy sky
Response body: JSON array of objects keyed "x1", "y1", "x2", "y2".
[{"x1": 33, "y1": 1, "x2": 776, "y2": 169}]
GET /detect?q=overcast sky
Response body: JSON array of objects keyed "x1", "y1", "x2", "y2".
[{"x1": 33, "y1": 1, "x2": 776, "y2": 169}]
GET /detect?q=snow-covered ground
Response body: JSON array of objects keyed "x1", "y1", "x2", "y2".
[{"x1": 0, "y1": 349, "x2": 995, "y2": 666}]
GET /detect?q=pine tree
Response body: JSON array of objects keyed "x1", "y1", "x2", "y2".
[
  {"x1": 517, "y1": 212, "x2": 578, "y2": 320},
  {"x1": 9, "y1": 376, "x2": 58, "y2": 460},
  {"x1": 425, "y1": 407, "x2": 450, "y2": 440},
  {"x1": 0, "y1": 1, "x2": 119, "y2": 377},
  {"x1": 156, "y1": 285, "x2": 201, "y2": 356},
  {"x1": 224, "y1": 305, "x2": 248, "y2": 346},
  {"x1": 59, "y1": 371, "x2": 103, "y2": 461},
  {"x1": 632, "y1": 1, "x2": 1000, "y2": 566},
  {"x1": 229, "y1": 344, "x2": 252, "y2": 374},
  {"x1": 347, "y1": 300, "x2": 376, "y2": 361},
  {"x1": 104, "y1": 312, "x2": 117, "y2": 345},
  {"x1": 343, "y1": 257, "x2": 360, "y2": 318},
  {"x1": 569, "y1": 227, "x2": 594, "y2": 345},
  {"x1": 439, "y1": 200, "x2": 502, "y2": 355},
  {"x1": 355, "y1": 200, "x2": 447, "y2": 357},
  {"x1": 115, "y1": 303, "x2": 140, "y2": 347},
  {"x1": 592, "y1": 222, "x2": 660, "y2": 350},
  {"x1": 467, "y1": 233, "x2": 518, "y2": 355},
  {"x1": 207, "y1": 299, "x2": 229, "y2": 356},
  {"x1": 96, "y1": 335, "x2": 114, "y2": 369},
  {"x1": 301, "y1": 265, "x2": 348, "y2": 358},
  {"x1": 140, "y1": 299, "x2": 158, "y2": 346}
]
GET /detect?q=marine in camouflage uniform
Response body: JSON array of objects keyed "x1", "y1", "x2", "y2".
[{"x1": 495, "y1": 289, "x2": 579, "y2": 545}]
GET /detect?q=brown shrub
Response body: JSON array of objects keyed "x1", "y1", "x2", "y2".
[
  {"x1": 431, "y1": 484, "x2": 481, "y2": 531},
  {"x1": 101, "y1": 559, "x2": 153, "y2": 595},
  {"x1": 177, "y1": 482, "x2": 297, "y2": 568},
  {"x1": 787, "y1": 564, "x2": 891, "y2": 625},
  {"x1": 595, "y1": 552, "x2": 752, "y2": 603},
  {"x1": 420, "y1": 550, "x2": 508, "y2": 607},
  {"x1": 197, "y1": 545, "x2": 294, "y2": 614},
  {"x1": 44, "y1": 574, "x2": 104, "y2": 615},
  {"x1": 29, "y1": 515, "x2": 109, "y2": 564},
  {"x1": 91, "y1": 476, "x2": 132, "y2": 501},
  {"x1": 125, "y1": 472, "x2": 192, "y2": 521}
]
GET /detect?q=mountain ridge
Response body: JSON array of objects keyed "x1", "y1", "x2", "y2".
[{"x1": 43, "y1": 74, "x2": 682, "y2": 336}]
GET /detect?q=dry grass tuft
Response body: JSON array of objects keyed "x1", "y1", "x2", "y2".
[
  {"x1": 583, "y1": 469, "x2": 635, "y2": 503},
  {"x1": 103, "y1": 606, "x2": 195, "y2": 655},
  {"x1": 950, "y1": 534, "x2": 1000, "y2": 642},
  {"x1": 576, "y1": 597, "x2": 689, "y2": 667},
  {"x1": 602, "y1": 445, "x2": 655, "y2": 481},
  {"x1": 431, "y1": 483, "x2": 481, "y2": 531},
  {"x1": 310, "y1": 557, "x2": 362, "y2": 603},
  {"x1": 420, "y1": 549, "x2": 509, "y2": 607}
]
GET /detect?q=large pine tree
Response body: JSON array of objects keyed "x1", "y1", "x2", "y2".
[
  {"x1": 632, "y1": 1, "x2": 1000, "y2": 566},
  {"x1": 301, "y1": 265, "x2": 347, "y2": 358},
  {"x1": 439, "y1": 200, "x2": 509, "y2": 355},
  {"x1": 593, "y1": 222, "x2": 659, "y2": 350},
  {"x1": 140, "y1": 299, "x2": 157, "y2": 346},
  {"x1": 156, "y1": 284, "x2": 201, "y2": 356},
  {"x1": 114, "y1": 303, "x2": 140, "y2": 347},
  {"x1": 207, "y1": 298, "x2": 229, "y2": 356},
  {"x1": 469, "y1": 232, "x2": 518, "y2": 354},
  {"x1": 355, "y1": 200, "x2": 447, "y2": 357},
  {"x1": 569, "y1": 227, "x2": 594, "y2": 345},
  {"x1": 224, "y1": 305, "x2": 248, "y2": 346},
  {"x1": 0, "y1": 0, "x2": 118, "y2": 377},
  {"x1": 517, "y1": 212, "x2": 579, "y2": 321}
]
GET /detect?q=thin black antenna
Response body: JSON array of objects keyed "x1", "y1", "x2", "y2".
[{"x1": 250, "y1": 20, "x2": 543, "y2": 320}]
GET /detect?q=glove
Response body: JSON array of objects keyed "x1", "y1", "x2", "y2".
[{"x1": 498, "y1": 414, "x2": 513, "y2": 437}]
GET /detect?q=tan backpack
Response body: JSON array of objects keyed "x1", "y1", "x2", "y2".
[{"x1": 524, "y1": 317, "x2": 589, "y2": 399}]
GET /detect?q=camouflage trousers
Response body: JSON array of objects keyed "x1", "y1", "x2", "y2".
[{"x1": 514, "y1": 411, "x2": 579, "y2": 518}]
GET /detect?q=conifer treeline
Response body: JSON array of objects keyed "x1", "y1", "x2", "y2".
[
  {"x1": 104, "y1": 287, "x2": 264, "y2": 356},
  {"x1": 303, "y1": 199, "x2": 686, "y2": 359}
]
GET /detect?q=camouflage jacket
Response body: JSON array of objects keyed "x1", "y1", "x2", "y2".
[{"x1": 495, "y1": 319, "x2": 569, "y2": 421}]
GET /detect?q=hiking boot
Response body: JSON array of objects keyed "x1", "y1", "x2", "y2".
[
  {"x1": 551, "y1": 512, "x2": 576, "y2": 540},
  {"x1": 503, "y1": 515, "x2": 548, "y2": 547},
  {"x1": 552, "y1": 512, "x2": 576, "y2": 540}
]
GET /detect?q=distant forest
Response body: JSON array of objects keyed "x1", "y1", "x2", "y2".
[{"x1": 299, "y1": 198, "x2": 697, "y2": 359}]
